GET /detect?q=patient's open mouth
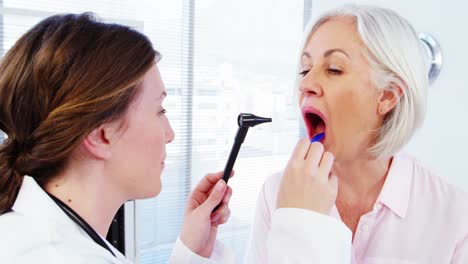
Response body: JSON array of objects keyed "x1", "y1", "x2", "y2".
[{"x1": 302, "y1": 108, "x2": 327, "y2": 142}]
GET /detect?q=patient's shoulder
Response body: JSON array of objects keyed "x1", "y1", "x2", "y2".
[{"x1": 405, "y1": 154, "x2": 468, "y2": 237}]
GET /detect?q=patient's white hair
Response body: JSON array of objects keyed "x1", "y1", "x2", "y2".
[{"x1": 301, "y1": 5, "x2": 429, "y2": 158}]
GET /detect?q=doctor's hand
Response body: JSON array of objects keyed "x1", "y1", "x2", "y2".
[
  {"x1": 276, "y1": 139, "x2": 338, "y2": 215},
  {"x1": 180, "y1": 171, "x2": 233, "y2": 258}
]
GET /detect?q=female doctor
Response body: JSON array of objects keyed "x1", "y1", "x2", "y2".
[{"x1": 0, "y1": 13, "x2": 351, "y2": 263}]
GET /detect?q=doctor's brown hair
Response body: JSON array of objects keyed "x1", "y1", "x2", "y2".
[{"x1": 0, "y1": 13, "x2": 159, "y2": 214}]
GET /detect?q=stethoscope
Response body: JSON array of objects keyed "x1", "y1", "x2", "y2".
[{"x1": 46, "y1": 192, "x2": 116, "y2": 257}]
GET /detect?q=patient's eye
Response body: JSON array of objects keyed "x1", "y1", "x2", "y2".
[
  {"x1": 299, "y1": 69, "x2": 310, "y2": 77},
  {"x1": 327, "y1": 68, "x2": 343, "y2": 75}
]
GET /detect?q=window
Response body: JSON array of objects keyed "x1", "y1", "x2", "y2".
[{"x1": 0, "y1": 1, "x2": 309, "y2": 263}]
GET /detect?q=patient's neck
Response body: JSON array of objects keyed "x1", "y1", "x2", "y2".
[
  {"x1": 333, "y1": 156, "x2": 391, "y2": 200},
  {"x1": 332, "y1": 156, "x2": 392, "y2": 234}
]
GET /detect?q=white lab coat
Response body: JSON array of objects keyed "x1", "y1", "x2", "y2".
[{"x1": 0, "y1": 176, "x2": 351, "y2": 263}]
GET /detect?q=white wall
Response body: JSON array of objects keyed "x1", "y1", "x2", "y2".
[{"x1": 311, "y1": 0, "x2": 468, "y2": 190}]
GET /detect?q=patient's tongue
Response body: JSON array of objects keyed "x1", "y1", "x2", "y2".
[{"x1": 310, "y1": 118, "x2": 326, "y2": 142}]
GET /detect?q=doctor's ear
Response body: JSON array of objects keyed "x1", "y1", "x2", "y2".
[
  {"x1": 82, "y1": 122, "x2": 122, "y2": 159},
  {"x1": 377, "y1": 83, "x2": 403, "y2": 116}
]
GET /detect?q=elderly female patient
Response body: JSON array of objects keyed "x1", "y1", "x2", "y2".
[{"x1": 247, "y1": 5, "x2": 468, "y2": 264}]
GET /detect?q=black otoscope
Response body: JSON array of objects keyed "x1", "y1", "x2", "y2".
[{"x1": 214, "y1": 113, "x2": 272, "y2": 211}]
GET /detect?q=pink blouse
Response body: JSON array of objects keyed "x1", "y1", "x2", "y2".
[{"x1": 246, "y1": 153, "x2": 468, "y2": 264}]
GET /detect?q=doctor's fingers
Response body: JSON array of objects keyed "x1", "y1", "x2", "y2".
[
  {"x1": 193, "y1": 171, "x2": 224, "y2": 195},
  {"x1": 317, "y1": 151, "x2": 334, "y2": 180},
  {"x1": 304, "y1": 142, "x2": 326, "y2": 169},
  {"x1": 288, "y1": 138, "x2": 312, "y2": 163},
  {"x1": 210, "y1": 203, "x2": 231, "y2": 226},
  {"x1": 210, "y1": 191, "x2": 232, "y2": 226},
  {"x1": 200, "y1": 171, "x2": 235, "y2": 195},
  {"x1": 222, "y1": 186, "x2": 233, "y2": 204},
  {"x1": 329, "y1": 174, "x2": 339, "y2": 195}
]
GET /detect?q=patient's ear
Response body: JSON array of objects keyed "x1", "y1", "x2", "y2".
[
  {"x1": 82, "y1": 123, "x2": 121, "y2": 160},
  {"x1": 377, "y1": 83, "x2": 403, "y2": 116}
]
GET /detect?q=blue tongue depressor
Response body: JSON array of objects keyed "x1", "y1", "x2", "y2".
[{"x1": 310, "y1": 132, "x2": 325, "y2": 143}]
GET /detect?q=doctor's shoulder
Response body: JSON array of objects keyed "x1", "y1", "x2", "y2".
[
  {"x1": 254, "y1": 170, "x2": 285, "y2": 215},
  {"x1": 260, "y1": 171, "x2": 284, "y2": 198},
  {"x1": 0, "y1": 212, "x2": 116, "y2": 263}
]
